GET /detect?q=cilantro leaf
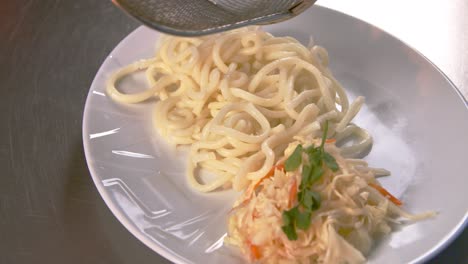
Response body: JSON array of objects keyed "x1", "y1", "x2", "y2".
[
  {"x1": 302, "y1": 190, "x2": 313, "y2": 210},
  {"x1": 282, "y1": 207, "x2": 299, "y2": 225},
  {"x1": 285, "y1": 144, "x2": 303, "y2": 172},
  {"x1": 281, "y1": 224, "x2": 298, "y2": 240},
  {"x1": 310, "y1": 191, "x2": 321, "y2": 210},
  {"x1": 307, "y1": 148, "x2": 322, "y2": 167},
  {"x1": 300, "y1": 165, "x2": 323, "y2": 190},
  {"x1": 310, "y1": 165, "x2": 324, "y2": 184},
  {"x1": 300, "y1": 165, "x2": 312, "y2": 190},
  {"x1": 305, "y1": 145, "x2": 315, "y2": 154},
  {"x1": 298, "y1": 190, "x2": 304, "y2": 204},
  {"x1": 282, "y1": 212, "x2": 291, "y2": 226},
  {"x1": 296, "y1": 211, "x2": 311, "y2": 230},
  {"x1": 282, "y1": 207, "x2": 299, "y2": 240},
  {"x1": 301, "y1": 190, "x2": 322, "y2": 211},
  {"x1": 320, "y1": 121, "x2": 329, "y2": 150},
  {"x1": 323, "y1": 152, "x2": 339, "y2": 172}
]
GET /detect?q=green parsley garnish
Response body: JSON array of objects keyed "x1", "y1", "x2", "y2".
[
  {"x1": 296, "y1": 211, "x2": 311, "y2": 230},
  {"x1": 281, "y1": 121, "x2": 339, "y2": 240},
  {"x1": 323, "y1": 152, "x2": 339, "y2": 172},
  {"x1": 284, "y1": 144, "x2": 303, "y2": 172},
  {"x1": 282, "y1": 207, "x2": 299, "y2": 240}
]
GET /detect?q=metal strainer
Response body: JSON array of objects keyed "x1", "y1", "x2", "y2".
[{"x1": 112, "y1": 0, "x2": 317, "y2": 36}]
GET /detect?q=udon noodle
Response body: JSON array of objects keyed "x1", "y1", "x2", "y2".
[{"x1": 107, "y1": 27, "x2": 371, "y2": 192}]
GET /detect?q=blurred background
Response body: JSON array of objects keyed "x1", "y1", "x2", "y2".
[{"x1": 0, "y1": 0, "x2": 466, "y2": 263}]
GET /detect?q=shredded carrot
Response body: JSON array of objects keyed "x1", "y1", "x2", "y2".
[
  {"x1": 268, "y1": 164, "x2": 285, "y2": 177},
  {"x1": 249, "y1": 242, "x2": 262, "y2": 260},
  {"x1": 369, "y1": 183, "x2": 403, "y2": 206},
  {"x1": 252, "y1": 210, "x2": 260, "y2": 219},
  {"x1": 252, "y1": 164, "x2": 285, "y2": 191},
  {"x1": 325, "y1": 138, "x2": 336, "y2": 143},
  {"x1": 288, "y1": 177, "x2": 297, "y2": 208}
]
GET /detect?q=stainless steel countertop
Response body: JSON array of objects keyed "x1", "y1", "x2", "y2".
[{"x1": 0, "y1": 1, "x2": 466, "y2": 263}]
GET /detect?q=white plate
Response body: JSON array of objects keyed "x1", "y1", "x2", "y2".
[{"x1": 83, "y1": 6, "x2": 468, "y2": 264}]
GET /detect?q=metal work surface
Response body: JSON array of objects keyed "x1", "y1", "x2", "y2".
[{"x1": 0, "y1": 0, "x2": 466, "y2": 263}]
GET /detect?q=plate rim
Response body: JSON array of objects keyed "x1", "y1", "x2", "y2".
[{"x1": 82, "y1": 5, "x2": 468, "y2": 264}]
